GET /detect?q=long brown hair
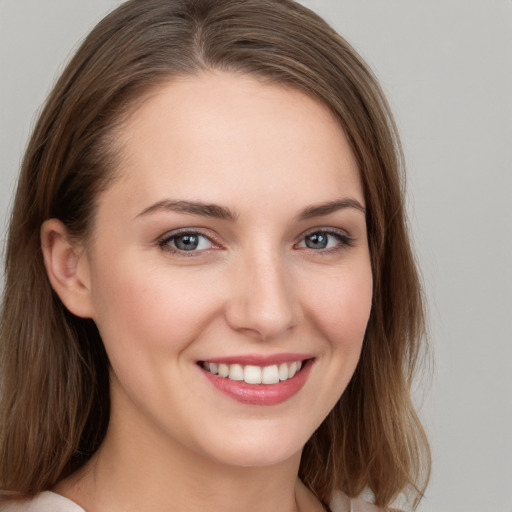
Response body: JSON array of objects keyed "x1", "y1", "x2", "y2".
[{"x1": 0, "y1": 0, "x2": 430, "y2": 508}]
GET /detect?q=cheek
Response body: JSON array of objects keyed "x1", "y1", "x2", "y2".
[
  {"x1": 303, "y1": 261, "x2": 373, "y2": 353},
  {"x1": 88, "y1": 256, "x2": 221, "y2": 359}
]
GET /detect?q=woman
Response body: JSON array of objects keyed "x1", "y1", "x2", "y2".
[{"x1": 0, "y1": 1, "x2": 430, "y2": 511}]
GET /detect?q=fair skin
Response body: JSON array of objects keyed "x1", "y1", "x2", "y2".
[{"x1": 42, "y1": 72, "x2": 373, "y2": 512}]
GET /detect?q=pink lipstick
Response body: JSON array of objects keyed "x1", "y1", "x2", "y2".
[{"x1": 198, "y1": 355, "x2": 313, "y2": 405}]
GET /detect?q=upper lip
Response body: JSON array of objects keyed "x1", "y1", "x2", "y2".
[{"x1": 198, "y1": 353, "x2": 314, "y2": 366}]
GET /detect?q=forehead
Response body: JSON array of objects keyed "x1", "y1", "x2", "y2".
[{"x1": 103, "y1": 71, "x2": 363, "y2": 216}]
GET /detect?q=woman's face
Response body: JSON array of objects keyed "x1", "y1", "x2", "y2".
[{"x1": 82, "y1": 72, "x2": 372, "y2": 468}]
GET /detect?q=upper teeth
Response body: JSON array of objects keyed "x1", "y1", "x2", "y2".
[{"x1": 202, "y1": 361, "x2": 303, "y2": 385}]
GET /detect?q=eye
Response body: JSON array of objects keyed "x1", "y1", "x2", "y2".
[
  {"x1": 159, "y1": 231, "x2": 215, "y2": 253},
  {"x1": 296, "y1": 230, "x2": 354, "y2": 251}
]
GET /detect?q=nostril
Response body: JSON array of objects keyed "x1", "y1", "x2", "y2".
[{"x1": 224, "y1": 300, "x2": 301, "y2": 340}]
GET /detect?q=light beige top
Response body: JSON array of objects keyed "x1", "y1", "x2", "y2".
[{"x1": 0, "y1": 490, "x2": 388, "y2": 512}]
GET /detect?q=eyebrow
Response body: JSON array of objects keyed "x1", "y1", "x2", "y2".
[
  {"x1": 136, "y1": 199, "x2": 238, "y2": 221},
  {"x1": 135, "y1": 197, "x2": 365, "y2": 221},
  {"x1": 297, "y1": 198, "x2": 366, "y2": 220}
]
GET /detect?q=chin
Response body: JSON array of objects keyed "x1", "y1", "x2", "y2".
[
  {"x1": 188, "y1": 417, "x2": 313, "y2": 469},
  {"x1": 209, "y1": 443, "x2": 302, "y2": 469}
]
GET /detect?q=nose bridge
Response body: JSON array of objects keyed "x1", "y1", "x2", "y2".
[{"x1": 226, "y1": 246, "x2": 301, "y2": 339}]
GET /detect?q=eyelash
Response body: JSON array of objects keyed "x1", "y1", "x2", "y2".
[{"x1": 157, "y1": 228, "x2": 355, "y2": 256}]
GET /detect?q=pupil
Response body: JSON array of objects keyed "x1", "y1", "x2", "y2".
[
  {"x1": 306, "y1": 233, "x2": 328, "y2": 249},
  {"x1": 175, "y1": 234, "x2": 199, "y2": 251}
]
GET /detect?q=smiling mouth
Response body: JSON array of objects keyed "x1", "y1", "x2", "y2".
[{"x1": 199, "y1": 359, "x2": 309, "y2": 385}]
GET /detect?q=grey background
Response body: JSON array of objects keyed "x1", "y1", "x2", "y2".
[{"x1": 1, "y1": 1, "x2": 511, "y2": 511}]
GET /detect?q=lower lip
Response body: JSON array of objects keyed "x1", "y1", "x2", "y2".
[{"x1": 200, "y1": 360, "x2": 313, "y2": 406}]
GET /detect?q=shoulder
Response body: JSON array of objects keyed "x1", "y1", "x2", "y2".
[
  {"x1": 330, "y1": 490, "x2": 403, "y2": 512},
  {"x1": 0, "y1": 492, "x2": 85, "y2": 512}
]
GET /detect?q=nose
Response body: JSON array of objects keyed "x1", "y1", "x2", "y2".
[{"x1": 224, "y1": 250, "x2": 302, "y2": 340}]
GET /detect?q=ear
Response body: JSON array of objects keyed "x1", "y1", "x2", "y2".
[{"x1": 41, "y1": 219, "x2": 94, "y2": 319}]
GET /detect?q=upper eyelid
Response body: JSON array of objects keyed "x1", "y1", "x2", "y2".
[
  {"x1": 158, "y1": 227, "x2": 217, "y2": 242},
  {"x1": 298, "y1": 226, "x2": 353, "y2": 239}
]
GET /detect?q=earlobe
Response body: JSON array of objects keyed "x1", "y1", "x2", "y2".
[{"x1": 41, "y1": 219, "x2": 94, "y2": 319}]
